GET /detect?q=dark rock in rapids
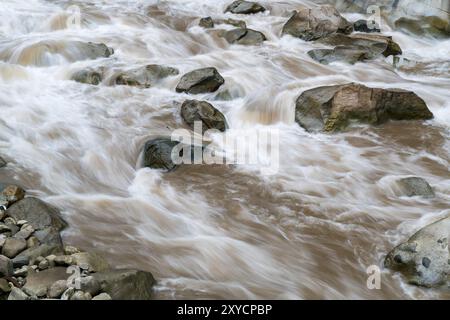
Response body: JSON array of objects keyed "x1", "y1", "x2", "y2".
[
  {"x1": 282, "y1": 6, "x2": 353, "y2": 41},
  {"x1": 295, "y1": 83, "x2": 433, "y2": 133},
  {"x1": 225, "y1": 1, "x2": 266, "y2": 15},
  {"x1": 181, "y1": 100, "x2": 228, "y2": 133},
  {"x1": 176, "y1": 67, "x2": 225, "y2": 94},
  {"x1": 385, "y1": 217, "x2": 449, "y2": 288},
  {"x1": 224, "y1": 28, "x2": 266, "y2": 45},
  {"x1": 142, "y1": 138, "x2": 180, "y2": 171},
  {"x1": 308, "y1": 45, "x2": 371, "y2": 64},
  {"x1": 353, "y1": 19, "x2": 381, "y2": 33},
  {"x1": 397, "y1": 177, "x2": 435, "y2": 198},
  {"x1": 199, "y1": 17, "x2": 214, "y2": 28},
  {"x1": 114, "y1": 64, "x2": 179, "y2": 88},
  {"x1": 71, "y1": 69, "x2": 103, "y2": 85}
]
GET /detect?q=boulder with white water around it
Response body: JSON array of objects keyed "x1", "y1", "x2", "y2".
[
  {"x1": 142, "y1": 139, "x2": 180, "y2": 171},
  {"x1": 181, "y1": 100, "x2": 228, "y2": 133},
  {"x1": 176, "y1": 67, "x2": 225, "y2": 94},
  {"x1": 282, "y1": 6, "x2": 353, "y2": 41},
  {"x1": 353, "y1": 19, "x2": 381, "y2": 33},
  {"x1": 317, "y1": 33, "x2": 402, "y2": 58},
  {"x1": 113, "y1": 64, "x2": 179, "y2": 88},
  {"x1": 224, "y1": 28, "x2": 266, "y2": 45},
  {"x1": 385, "y1": 217, "x2": 450, "y2": 288},
  {"x1": 224, "y1": 1, "x2": 266, "y2": 15},
  {"x1": 71, "y1": 68, "x2": 103, "y2": 85},
  {"x1": 397, "y1": 177, "x2": 435, "y2": 198},
  {"x1": 295, "y1": 83, "x2": 433, "y2": 133},
  {"x1": 199, "y1": 17, "x2": 214, "y2": 28},
  {"x1": 92, "y1": 269, "x2": 156, "y2": 300},
  {"x1": 308, "y1": 45, "x2": 371, "y2": 65}
]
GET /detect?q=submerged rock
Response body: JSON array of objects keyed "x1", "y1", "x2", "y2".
[
  {"x1": 71, "y1": 69, "x2": 103, "y2": 85},
  {"x1": 114, "y1": 64, "x2": 179, "y2": 88},
  {"x1": 282, "y1": 6, "x2": 353, "y2": 41},
  {"x1": 224, "y1": 28, "x2": 266, "y2": 45},
  {"x1": 225, "y1": 1, "x2": 266, "y2": 15},
  {"x1": 92, "y1": 269, "x2": 156, "y2": 300},
  {"x1": 176, "y1": 67, "x2": 225, "y2": 94},
  {"x1": 318, "y1": 33, "x2": 402, "y2": 57},
  {"x1": 181, "y1": 100, "x2": 228, "y2": 133},
  {"x1": 295, "y1": 83, "x2": 433, "y2": 133},
  {"x1": 397, "y1": 177, "x2": 435, "y2": 198},
  {"x1": 353, "y1": 19, "x2": 381, "y2": 33},
  {"x1": 308, "y1": 45, "x2": 371, "y2": 64},
  {"x1": 199, "y1": 17, "x2": 214, "y2": 28},
  {"x1": 385, "y1": 217, "x2": 449, "y2": 288},
  {"x1": 142, "y1": 138, "x2": 180, "y2": 171}
]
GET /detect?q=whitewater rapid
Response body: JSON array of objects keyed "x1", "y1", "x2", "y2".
[{"x1": 0, "y1": 0, "x2": 449, "y2": 299}]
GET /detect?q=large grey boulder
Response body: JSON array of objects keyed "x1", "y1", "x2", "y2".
[
  {"x1": 295, "y1": 83, "x2": 433, "y2": 132},
  {"x1": 385, "y1": 217, "x2": 450, "y2": 287},
  {"x1": 225, "y1": 1, "x2": 266, "y2": 14},
  {"x1": 318, "y1": 33, "x2": 402, "y2": 57},
  {"x1": 224, "y1": 28, "x2": 266, "y2": 45},
  {"x1": 181, "y1": 100, "x2": 228, "y2": 133},
  {"x1": 92, "y1": 269, "x2": 156, "y2": 300},
  {"x1": 308, "y1": 45, "x2": 371, "y2": 64},
  {"x1": 282, "y1": 6, "x2": 353, "y2": 41},
  {"x1": 113, "y1": 65, "x2": 179, "y2": 88},
  {"x1": 176, "y1": 67, "x2": 225, "y2": 94},
  {"x1": 397, "y1": 177, "x2": 435, "y2": 198},
  {"x1": 142, "y1": 139, "x2": 180, "y2": 171}
]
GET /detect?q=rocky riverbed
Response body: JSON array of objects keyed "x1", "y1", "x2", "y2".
[{"x1": 0, "y1": 0, "x2": 449, "y2": 300}]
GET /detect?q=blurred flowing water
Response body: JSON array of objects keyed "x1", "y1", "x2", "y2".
[{"x1": 0, "y1": 0, "x2": 449, "y2": 299}]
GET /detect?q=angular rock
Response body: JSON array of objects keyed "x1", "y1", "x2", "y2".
[
  {"x1": 224, "y1": 28, "x2": 266, "y2": 45},
  {"x1": 14, "y1": 265, "x2": 28, "y2": 277},
  {"x1": 385, "y1": 217, "x2": 449, "y2": 287},
  {"x1": 308, "y1": 45, "x2": 371, "y2": 64},
  {"x1": 397, "y1": 177, "x2": 435, "y2": 198},
  {"x1": 78, "y1": 276, "x2": 101, "y2": 296},
  {"x1": 13, "y1": 224, "x2": 34, "y2": 240},
  {"x1": 92, "y1": 269, "x2": 156, "y2": 300},
  {"x1": 71, "y1": 69, "x2": 103, "y2": 85},
  {"x1": 0, "y1": 185, "x2": 25, "y2": 207},
  {"x1": 318, "y1": 33, "x2": 402, "y2": 57},
  {"x1": 282, "y1": 6, "x2": 353, "y2": 41},
  {"x1": 92, "y1": 292, "x2": 112, "y2": 300},
  {"x1": 26, "y1": 236, "x2": 40, "y2": 249},
  {"x1": 76, "y1": 42, "x2": 114, "y2": 60},
  {"x1": 176, "y1": 67, "x2": 225, "y2": 94},
  {"x1": 8, "y1": 287, "x2": 29, "y2": 300},
  {"x1": 54, "y1": 255, "x2": 75, "y2": 266},
  {"x1": 23, "y1": 267, "x2": 68, "y2": 297},
  {"x1": 70, "y1": 290, "x2": 92, "y2": 300},
  {"x1": 181, "y1": 100, "x2": 228, "y2": 133},
  {"x1": 0, "y1": 254, "x2": 13, "y2": 277},
  {"x1": 225, "y1": 1, "x2": 266, "y2": 14},
  {"x1": 142, "y1": 139, "x2": 180, "y2": 171},
  {"x1": 38, "y1": 259, "x2": 49, "y2": 270},
  {"x1": 295, "y1": 83, "x2": 433, "y2": 133},
  {"x1": 12, "y1": 244, "x2": 64, "y2": 268},
  {"x1": 2, "y1": 238, "x2": 27, "y2": 258},
  {"x1": 71, "y1": 252, "x2": 109, "y2": 273},
  {"x1": 6, "y1": 197, "x2": 67, "y2": 233},
  {"x1": 114, "y1": 65, "x2": 179, "y2": 88},
  {"x1": 199, "y1": 17, "x2": 214, "y2": 28},
  {"x1": 353, "y1": 19, "x2": 381, "y2": 33},
  {"x1": 47, "y1": 279, "x2": 68, "y2": 299}
]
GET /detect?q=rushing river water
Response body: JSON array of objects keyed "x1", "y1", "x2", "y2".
[{"x1": 0, "y1": 0, "x2": 449, "y2": 299}]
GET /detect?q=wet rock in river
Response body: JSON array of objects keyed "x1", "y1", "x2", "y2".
[
  {"x1": 176, "y1": 67, "x2": 225, "y2": 94},
  {"x1": 353, "y1": 19, "x2": 381, "y2": 33},
  {"x1": 0, "y1": 157, "x2": 6, "y2": 168},
  {"x1": 1, "y1": 185, "x2": 25, "y2": 208},
  {"x1": 224, "y1": 28, "x2": 266, "y2": 45},
  {"x1": 114, "y1": 64, "x2": 179, "y2": 88},
  {"x1": 308, "y1": 45, "x2": 371, "y2": 64},
  {"x1": 282, "y1": 6, "x2": 353, "y2": 41},
  {"x1": 181, "y1": 100, "x2": 228, "y2": 133},
  {"x1": 397, "y1": 177, "x2": 435, "y2": 198},
  {"x1": 385, "y1": 217, "x2": 449, "y2": 288},
  {"x1": 142, "y1": 138, "x2": 180, "y2": 171},
  {"x1": 71, "y1": 68, "x2": 103, "y2": 85},
  {"x1": 225, "y1": 1, "x2": 266, "y2": 15},
  {"x1": 199, "y1": 17, "x2": 214, "y2": 28},
  {"x1": 295, "y1": 83, "x2": 433, "y2": 133}
]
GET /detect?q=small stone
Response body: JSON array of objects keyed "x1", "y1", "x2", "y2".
[
  {"x1": 14, "y1": 266, "x2": 28, "y2": 277},
  {"x1": 27, "y1": 236, "x2": 40, "y2": 248},
  {"x1": 422, "y1": 257, "x2": 431, "y2": 268},
  {"x1": 64, "y1": 246, "x2": 80, "y2": 255},
  {"x1": 0, "y1": 254, "x2": 14, "y2": 277},
  {"x1": 54, "y1": 255, "x2": 75, "y2": 266},
  {"x1": 2, "y1": 238, "x2": 27, "y2": 258},
  {"x1": 4, "y1": 217, "x2": 16, "y2": 225},
  {"x1": 1, "y1": 185, "x2": 26, "y2": 206},
  {"x1": 47, "y1": 280, "x2": 68, "y2": 299},
  {"x1": 61, "y1": 287, "x2": 75, "y2": 300},
  {"x1": 92, "y1": 292, "x2": 112, "y2": 300},
  {"x1": 0, "y1": 278, "x2": 11, "y2": 294},
  {"x1": 8, "y1": 287, "x2": 29, "y2": 300},
  {"x1": 13, "y1": 224, "x2": 34, "y2": 240},
  {"x1": 38, "y1": 259, "x2": 49, "y2": 270},
  {"x1": 70, "y1": 290, "x2": 92, "y2": 300}
]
